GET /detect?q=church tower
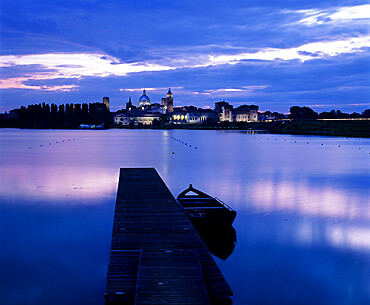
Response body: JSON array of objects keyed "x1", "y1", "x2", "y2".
[
  {"x1": 162, "y1": 88, "x2": 174, "y2": 114},
  {"x1": 103, "y1": 97, "x2": 110, "y2": 110},
  {"x1": 126, "y1": 96, "x2": 133, "y2": 111}
]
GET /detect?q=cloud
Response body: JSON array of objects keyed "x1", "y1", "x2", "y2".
[
  {"x1": 206, "y1": 36, "x2": 370, "y2": 64},
  {"x1": 119, "y1": 86, "x2": 183, "y2": 92},
  {"x1": 194, "y1": 86, "x2": 269, "y2": 96},
  {"x1": 1, "y1": 35, "x2": 369, "y2": 92},
  {"x1": 294, "y1": 4, "x2": 370, "y2": 25},
  {"x1": 0, "y1": 53, "x2": 175, "y2": 90},
  {"x1": 0, "y1": 77, "x2": 78, "y2": 91}
]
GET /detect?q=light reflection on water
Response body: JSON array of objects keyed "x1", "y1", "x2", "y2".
[{"x1": 1, "y1": 129, "x2": 369, "y2": 305}]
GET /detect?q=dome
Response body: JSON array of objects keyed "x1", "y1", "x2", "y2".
[{"x1": 138, "y1": 89, "x2": 151, "y2": 107}]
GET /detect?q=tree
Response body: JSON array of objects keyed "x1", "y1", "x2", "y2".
[
  {"x1": 81, "y1": 103, "x2": 89, "y2": 123},
  {"x1": 41, "y1": 102, "x2": 50, "y2": 127},
  {"x1": 289, "y1": 106, "x2": 318, "y2": 120},
  {"x1": 159, "y1": 114, "x2": 170, "y2": 125},
  {"x1": 152, "y1": 119, "x2": 161, "y2": 127},
  {"x1": 19, "y1": 106, "x2": 27, "y2": 127},
  {"x1": 202, "y1": 117, "x2": 216, "y2": 127},
  {"x1": 58, "y1": 105, "x2": 65, "y2": 127},
  {"x1": 50, "y1": 104, "x2": 58, "y2": 127},
  {"x1": 73, "y1": 103, "x2": 82, "y2": 126}
]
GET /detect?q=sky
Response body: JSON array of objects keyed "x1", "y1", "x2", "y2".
[{"x1": 0, "y1": 0, "x2": 369, "y2": 113}]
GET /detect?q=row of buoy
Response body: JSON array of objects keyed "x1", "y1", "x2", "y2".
[
  {"x1": 170, "y1": 136, "x2": 198, "y2": 149},
  {"x1": 253, "y1": 136, "x2": 367, "y2": 149},
  {"x1": 29, "y1": 136, "x2": 87, "y2": 149}
]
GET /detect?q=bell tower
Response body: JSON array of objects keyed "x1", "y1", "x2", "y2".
[{"x1": 165, "y1": 88, "x2": 173, "y2": 114}]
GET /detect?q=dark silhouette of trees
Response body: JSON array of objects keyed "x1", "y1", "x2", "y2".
[
  {"x1": 289, "y1": 106, "x2": 318, "y2": 120},
  {"x1": 20, "y1": 106, "x2": 27, "y2": 127},
  {"x1": 1, "y1": 101, "x2": 112, "y2": 128},
  {"x1": 58, "y1": 104, "x2": 65, "y2": 127},
  {"x1": 74, "y1": 103, "x2": 82, "y2": 126},
  {"x1": 81, "y1": 103, "x2": 89, "y2": 123},
  {"x1": 89, "y1": 103, "x2": 111, "y2": 125},
  {"x1": 41, "y1": 102, "x2": 50, "y2": 127},
  {"x1": 50, "y1": 104, "x2": 58, "y2": 128},
  {"x1": 151, "y1": 119, "x2": 161, "y2": 127}
]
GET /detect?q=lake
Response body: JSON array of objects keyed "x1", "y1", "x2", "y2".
[{"x1": 0, "y1": 128, "x2": 369, "y2": 305}]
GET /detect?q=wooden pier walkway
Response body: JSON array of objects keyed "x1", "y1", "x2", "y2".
[{"x1": 105, "y1": 168, "x2": 233, "y2": 305}]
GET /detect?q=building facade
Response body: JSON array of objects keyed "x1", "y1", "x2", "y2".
[
  {"x1": 233, "y1": 105, "x2": 259, "y2": 122},
  {"x1": 215, "y1": 102, "x2": 258, "y2": 122},
  {"x1": 114, "y1": 112, "x2": 162, "y2": 125},
  {"x1": 172, "y1": 109, "x2": 218, "y2": 124},
  {"x1": 215, "y1": 101, "x2": 233, "y2": 122}
]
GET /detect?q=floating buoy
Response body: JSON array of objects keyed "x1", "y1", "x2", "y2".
[
  {"x1": 172, "y1": 152, "x2": 174, "y2": 154},
  {"x1": 338, "y1": 145, "x2": 340, "y2": 147},
  {"x1": 40, "y1": 145, "x2": 42, "y2": 147}
]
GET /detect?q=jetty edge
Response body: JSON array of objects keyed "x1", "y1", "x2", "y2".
[{"x1": 105, "y1": 168, "x2": 233, "y2": 305}]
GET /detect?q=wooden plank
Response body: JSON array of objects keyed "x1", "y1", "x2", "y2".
[
  {"x1": 105, "y1": 168, "x2": 232, "y2": 305},
  {"x1": 135, "y1": 249, "x2": 209, "y2": 305}
]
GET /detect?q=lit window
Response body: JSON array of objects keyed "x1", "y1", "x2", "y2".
[{"x1": 181, "y1": 115, "x2": 184, "y2": 120}]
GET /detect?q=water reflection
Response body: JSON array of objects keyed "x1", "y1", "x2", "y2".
[
  {"x1": 197, "y1": 222, "x2": 237, "y2": 260},
  {"x1": 1, "y1": 129, "x2": 369, "y2": 305},
  {"x1": 1, "y1": 165, "x2": 117, "y2": 204},
  {"x1": 213, "y1": 179, "x2": 369, "y2": 221}
]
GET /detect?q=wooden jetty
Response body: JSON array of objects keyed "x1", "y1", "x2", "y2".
[{"x1": 105, "y1": 168, "x2": 233, "y2": 305}]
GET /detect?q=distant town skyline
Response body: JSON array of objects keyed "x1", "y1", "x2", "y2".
[{"x1": 1, "y1": 1, "x2": 369, "y2": 113}]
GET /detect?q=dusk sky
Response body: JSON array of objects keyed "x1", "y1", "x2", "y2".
[{"x1": 1, "y1": 0, "x2": 369, "y2": 113}]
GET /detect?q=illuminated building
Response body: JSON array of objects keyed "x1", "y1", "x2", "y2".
[
  {"x1": 172, "y1": 109, "x2": 217, "y2": 124},
  {"x1": 233, "y1": 105, "x2": 259, "y2": 122},
  {"x1": 161, "y1": 88, "x2": 174, "y2": 114},
  {"x1": 215, "y1": 101, "x2": 233, "y2": 122},
  {"x1": 103, "y1": 97, "x2": 110, "y2": 110},
  {"x1": 215, "y1": 102, "x2": 259, "y2": 122},
  {"x1": 138, "y1": 89, "x2": 151, "y2": 108},
  {"x1": 114, "y1": 112, "x2": 161, "y2": 125}
]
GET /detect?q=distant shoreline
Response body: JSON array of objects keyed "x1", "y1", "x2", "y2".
[{"x1": 2, "y1": 119, "x2": 369, "y2": 138}]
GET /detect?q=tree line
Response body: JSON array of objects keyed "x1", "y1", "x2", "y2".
[
  {"x1": 1, "y1": 102, "x2": 111, "y2": 128},
  {"x1": 289, "y1": 106, "x2": 370, "y2": 120}
]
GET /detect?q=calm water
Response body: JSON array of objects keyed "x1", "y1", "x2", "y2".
[{"x1": 0, "y1": 129, "x2": 369, "y2": 305}]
